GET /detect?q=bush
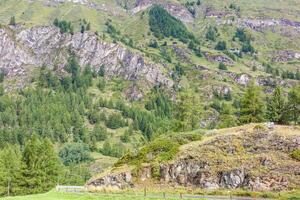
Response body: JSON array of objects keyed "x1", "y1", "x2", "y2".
[
  {"x1": 215, "y1": 41, "x2": 227, "y2": 51},
  {"x1": 101, "y1": 141, "x2": 126, "y2": 158},
  {"x1": 291, "y1": 149, "x2": 300, "y2": 161},
  {"x1": 91, "y1": 124, "x2": 108, "y2": 141},
  {"x1": 59, "y1": 143, "x2": 93, "y2": 166},
  {"x1": 218, "y1": 62, "x2": 228, "y2": 70},
  {"x1": 118, "y1": 139, "x2": 180, "y2": 166},
  {"x1": 106, "y1": 113, "x2": 127, "y2": 129}
]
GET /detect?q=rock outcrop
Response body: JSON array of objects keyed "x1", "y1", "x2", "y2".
[
  {"x1": 86, "y1": 170, "x2": 133, "y2": 190},
  {"x1": 160, "y1": 125, "x2": 300, "y2": 191},
  {"x1": 87, "y1": 125, "x2": 300, "y2": 192},
  {"x1": 0, "y1": 26, "x2": 173, "y2": 89},
  {"x1": 132, "y1": 0, "x2": 194, "y2": 23}
]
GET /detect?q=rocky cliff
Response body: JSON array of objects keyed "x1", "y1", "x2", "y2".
[
  {"x1": 0, "y1": 26, "x2": 172, "y2": 89},
  {"x1": 86, "y1": 124, "x2": 300, "y2": 192}
]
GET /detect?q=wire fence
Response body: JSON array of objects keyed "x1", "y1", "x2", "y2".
[{"x1": 55, "y1": 185, "x2": 272, "y2": 200}]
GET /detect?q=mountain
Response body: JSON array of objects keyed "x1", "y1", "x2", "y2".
[{"x1": 0, "y1": 0, "x2": 299, "y2": 198}]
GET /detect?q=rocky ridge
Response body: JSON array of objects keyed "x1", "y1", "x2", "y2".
[
  {"x1": 0, "y1": 26, "x2": 173, "y2": 90},
  {"x1": 86, "y1": 124, "x2": 300, "y2": 191}
]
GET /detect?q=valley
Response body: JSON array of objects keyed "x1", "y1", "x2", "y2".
[{"x1": 0, "y1": 0, "x2": 299, "y2": 199}]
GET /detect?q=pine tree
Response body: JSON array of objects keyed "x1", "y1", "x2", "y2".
[
  {"x1": 39, "y1": 139, "x2": 62, "y2": 191},
  {"x1": 0, "y1": 145, "x2": 23, "y2": 196},
  {"x1": 21, "y1": 136, "x2": 62, "y2": 194},
  {"x1": 9, "y1": 16, "x2": 16, "y2": 26},
  {"x1": 21, "y1": 135, "x2": 44, "y2": 194},
  {"x1": 240, "y1": 82, "x2": 265, "y2": 124},
  {"x1": 266, "y1": 86, "x2": 286, "y2": 124},
  {"x1": 286, "y1": 87, "x2": 300, "y2": 124}
]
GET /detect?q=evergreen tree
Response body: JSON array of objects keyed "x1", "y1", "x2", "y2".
[
  {"x1": 286, "y1": 87, "x2": 300, "y2": 124},
  {"x1": 240, "y1": 82, "x2": 265, "y2": 123},
  {"x1": 0, "y1": 145, "x2": 23, "y2": 196},
  {"x1": 9, "y1": 16, "x2": 16, "y2": 26},
  {"x1": 266, "y1": 87, "x2": 286, "y2": 124},
  {"x1": 215, "y1": 41, "x2": 227, "y2": 51}
]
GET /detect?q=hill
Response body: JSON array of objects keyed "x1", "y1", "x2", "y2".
[{"x1": 86, "y1": 124, "x2": 300, "y2": 193}]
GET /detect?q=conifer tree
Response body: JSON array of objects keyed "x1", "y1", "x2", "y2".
[
  {"x1": 286, "y1": 87, "x2": 300, "y2": 124},
  {"x1": 240, "y1": 82, "x2": 265, "y2": 123},
  {"x1": 0, "y1": 145, "x2": 23, "y2": 196},
  {"x1": 266, "y1": 86, "x2": 286, "y2": 124}
]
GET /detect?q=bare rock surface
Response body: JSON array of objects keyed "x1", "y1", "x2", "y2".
[
  {"x1": 0, "y1": 26, "x2": 173, "y2": 88},
  {"x1": 87, "y1": 125, "x2": 300, "y2": 191}
]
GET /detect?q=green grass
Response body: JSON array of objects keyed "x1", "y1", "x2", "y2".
[{"x1": 1, "y1": 191, "x2": 196, "y2": 200}]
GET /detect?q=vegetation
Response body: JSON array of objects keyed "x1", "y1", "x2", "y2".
[
  {"x1": 149, "y1": 6, "x2": 196, "y2": 44},
  {"x1": 53, "y1": 19, "x2": 73, "y2": 34},
  {"x1": 0, "y1": 136, "x2": 61, "y2": 196},
  {"x1": 59, "y1": 143, "x2": 93, "y2": 166},
  {"x1": 290, "y1": 149, "x2": 300, "y2": 161}
]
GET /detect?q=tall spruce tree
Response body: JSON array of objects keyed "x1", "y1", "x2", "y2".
[
  {"x1": 240, "y1": 82, "x2": 265, "y2": 123},
  {"x1": 0, "y1": 145, "x2": 23, "y2": 196},
  {"x1": 266, "y1": 86, "x2": 286, "y2": 124},
  {"x1": 287, "y1": 87, "x2": 300, "y2": 124},
  {"x1": 22, "y1": 136, "x2": 61, "y2": 194}
]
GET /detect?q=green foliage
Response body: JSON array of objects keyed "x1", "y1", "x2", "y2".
[
  {"x1": 0, "y1": 137, "x2": 62, "y2": 196},
  {"x1": 106, "y1": 113, "x2": 127, "y2": 129},
  {"x1": 9, "y1": 16, "x2": 16, "y2": 26},
  {"x1": 234, "y1": 28, "x2": 255, "y2": 54},
  {"x1": 266, "y1": 87, "x2": 287, "y2": 124},
  {"x1": 239, "y1": 82, "x2": 265, "y2": 124},
  {"x1": 290, "y1": 149, "x2": 300, "y2": 161},
  {"x1": 145, "y1": 87, "x2": 173, "y2": 118},
  {"x1": 98, "y1": 65, "x2": 105, "y2": 77},
  {"x1": 60, "y1": 164, "x2": 91, "y2": 186},
  {"x1": 206, "y1": 26, "x2": 218, "y2": 41},
  {"x1": 118, "y1": 139, "x2": 180, "y2": 166},
  {"x1": 215, "y1": 41, "x2": 227, "y2": 51},
  {"x1": 0, "y1": 145, "x2": 23, "y2": 196},
  {"x1": 286, "y1": 87, "x2": 300, "y2": 124},
  {"x1": 149, "y1": 39, "x2": 158, "y2": 48},
  {"x1": 176, "y1": 93, "x2": 203, "y2": 131},
  {"x1": 218, "y1": 62, "x2": 227, "y2": 70},
  {"x1": 100, "y1": 141, "x2": 126, "y2": 158},
  {"x1": 59, "y1": 143, "x2": 93, "y2": 166},
  {"x1": 53, "y1": 18, "x2": 72, "y2": 33},
  {"x1": 91, "y1": 123, "x2": 107, "y2": 141},
  {"x1": 0, "y1": 70, "x2": 4, "y2": 83},
  {"x1": 149, "y1": 6, "x2": 195, "y2": 43},
  {"x1": 234, "y1": 28, "x2": 250, "y2": 42}
]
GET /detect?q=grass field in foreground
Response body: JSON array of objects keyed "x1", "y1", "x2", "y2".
[
  {"x1": 2, "y1": 190, "x2": 300, "y2": 200},
  {"x1": 1, "y1": 191, "x2": 195, "y2": 200}
]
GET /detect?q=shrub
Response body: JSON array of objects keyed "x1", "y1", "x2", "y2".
[
  {"x1": 291, "y1": 149, "x2": 300, "y2": 161},
  {"x1": 59, "y1": 143, "x2": 93, "y2": 166},
  {"x1": 106, "y1": 113, "x2": 127, "y2": 129},
  {"x1": 101, "y1": 141, "x2": 126, "y2": 158},
  {"x1": 218, "y1": 62, "x2": 228, "y2": 70},
  {"x1": 215, "y1": 41, "x2": 227, "y2": 51}
]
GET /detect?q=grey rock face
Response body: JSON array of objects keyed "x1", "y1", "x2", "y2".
[
  {"x1": 86, "y1": 171, "x2": 133, "y2": 190},
  {"x1": 132, "y1": 0, "x2": 194, "y2": 23},
  {"x1": 0, "y1": 26, "x2": 173, "y2": 89}
]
